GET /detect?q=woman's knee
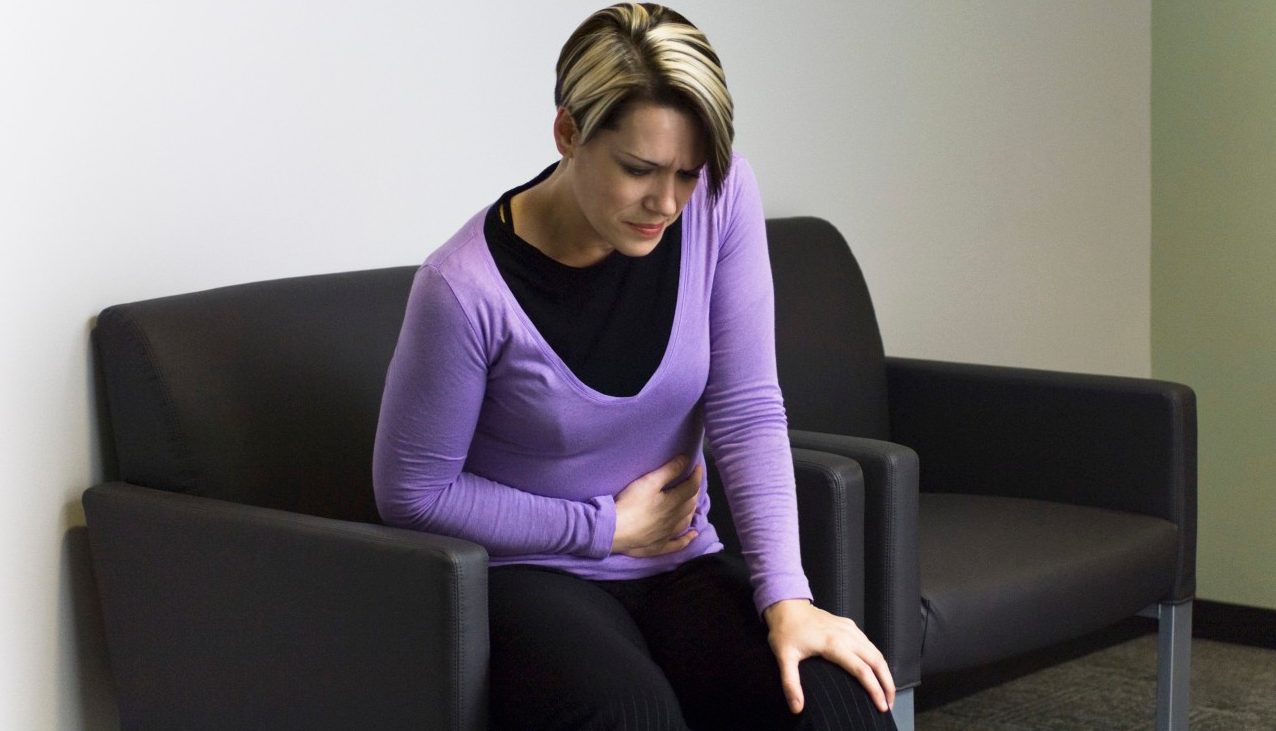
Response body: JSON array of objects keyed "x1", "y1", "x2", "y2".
[{"x1": 796, "y1": 657, "x2": 898, "y2": 731}]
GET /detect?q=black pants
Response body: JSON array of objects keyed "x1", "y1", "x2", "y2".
[{"x1": 489, "y1": 552, "x2": 898, "y2": 731}]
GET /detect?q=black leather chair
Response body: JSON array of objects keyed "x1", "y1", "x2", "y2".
[
  {"x1": 85, "y1": 263, "x2": 869, "y2": 729},
  {"x1": 766, "y1": 216, "x2": 1197, "y2": 731}
]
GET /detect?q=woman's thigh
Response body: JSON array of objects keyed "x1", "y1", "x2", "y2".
[
  {"x1": 604, "y1": 552, "x2": 897, "y2": 731},
  {"x1": 488, "y1": 565, "x2": 689, "y2": 731}
]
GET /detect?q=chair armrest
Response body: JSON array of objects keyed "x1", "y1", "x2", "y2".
[
  {"x1": 787, "y1": 430, "x2": 922, "y2": 690},
  {"x1": 704, "y1": 448, "x2": 865, "y2": 624},
  {"x1": 885, "y1": 356, "x2": 1197, "y2": 598},
  {"x1": 83, "y1": 481, "x2": 489, "y2": 730},
  {"x1": 791, "y1": 448, "x2": 865, "y2": 623}
]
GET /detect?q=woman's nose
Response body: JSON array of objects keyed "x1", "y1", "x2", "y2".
[{"x1": 646, "y1": 176, "x2": 678, "y2": 216}]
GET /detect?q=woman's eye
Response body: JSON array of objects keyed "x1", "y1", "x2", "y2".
[
  {"x1": 678, "y1": 170, "x2": 702, "y2": 181},
  {"x1": 624, "y1": 166, "x2": 651, "y2": 177}
]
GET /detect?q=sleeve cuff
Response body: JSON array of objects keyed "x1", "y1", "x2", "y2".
[
  {"x1": 582, "y1": 494, "x2": 616, "y2": 559},
  {"x1": 754, "y1": 577, "x2": 814, "y2": 617}
]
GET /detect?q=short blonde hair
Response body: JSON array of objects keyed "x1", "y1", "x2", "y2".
[{"x1": 555, "y1": 3, "x2": 734, "y2": 197}]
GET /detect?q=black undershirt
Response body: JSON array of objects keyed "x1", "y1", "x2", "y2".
[{"x1": 485, "y1": 164, "x2": 681, "y2": 397}]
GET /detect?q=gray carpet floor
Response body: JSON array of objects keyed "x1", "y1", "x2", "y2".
[{"x1": 915, "y1": 635, "x2": 1276, "y2": 730}]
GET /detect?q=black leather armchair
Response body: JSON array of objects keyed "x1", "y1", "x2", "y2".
[
  {"x1": 766, "y1": 217, "x2": 1196, "y2": 731},
  {"x1": 85, "y1": 263, "x2": 869, "y2": 728}
]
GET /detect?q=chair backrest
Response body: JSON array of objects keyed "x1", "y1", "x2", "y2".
[
  {"x1": 767, "y1": 217, "x2": 891, "y2": 441},
  {"x1": 93, "y1": 266, "x2": 417, "y2": 522}
]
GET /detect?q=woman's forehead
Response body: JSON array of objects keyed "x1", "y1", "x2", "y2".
[{"x1": 599, "y1": 103, "x2": 707, "y2": 168}]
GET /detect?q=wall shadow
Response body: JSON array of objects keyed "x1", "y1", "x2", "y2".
[{"x1": 61, "y1": 525, "x2": 120, "y2": 730}]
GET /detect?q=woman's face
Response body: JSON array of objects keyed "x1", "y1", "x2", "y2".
[{"x1": 558, "y1": 101, "x2": 706, "y2": 264}]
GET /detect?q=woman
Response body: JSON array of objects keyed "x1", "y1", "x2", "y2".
[{"x1": 373, "y1": 4, "x2": 897, "y2": 729}]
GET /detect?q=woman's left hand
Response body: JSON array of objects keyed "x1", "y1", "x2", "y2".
[{"x1": 762, "y1": 599, "x2": 896, "y2": 715}]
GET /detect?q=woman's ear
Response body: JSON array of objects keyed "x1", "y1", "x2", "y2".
[{"x1": 553, "y1": 107, "x2": 580, "y2": 158}]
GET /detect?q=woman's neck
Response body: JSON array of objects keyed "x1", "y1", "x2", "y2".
[{"x1": 510, "y1": 162, "x2": 612, "y2": 268}]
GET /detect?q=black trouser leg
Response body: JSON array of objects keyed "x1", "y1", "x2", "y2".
[
  {"x1": 488, "y1": 565, "x2": 689, "y2": 731},
  {"x1": 601, "y1": 553, "x2": 897, "y2": 731},
  {"x1": 489, "y1": 554, "x2": 897, "y2": 731}
]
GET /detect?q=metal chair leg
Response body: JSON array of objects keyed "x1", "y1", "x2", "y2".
[
  {"x1": 891, "y1": 687, "x2": 915, "y2": 731},
  {"x1": 1156, "y1": 599, "x2": 1192, "y2": 731}
]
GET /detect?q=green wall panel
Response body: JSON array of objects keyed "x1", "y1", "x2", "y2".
[{"x1": 1152, "y1": 0, "x2": 1276, "y2": 609}]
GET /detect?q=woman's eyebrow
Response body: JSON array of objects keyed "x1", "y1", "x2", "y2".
[
  {"x1": 618, "y1": 151, "x2": 703, "y2": 174},
  {"x1": 618, "y1": 151, "x2": 662, "y2": 167}
]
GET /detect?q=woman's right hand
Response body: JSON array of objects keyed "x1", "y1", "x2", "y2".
[{"x1": 612, "y1": 455, "x2": 702, "y2": 557}]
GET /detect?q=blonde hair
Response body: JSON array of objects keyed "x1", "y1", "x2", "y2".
[{"x1": 555, "y1": 3, "x2": 734, "y2": 197}]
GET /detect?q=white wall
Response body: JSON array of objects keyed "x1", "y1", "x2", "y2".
[
  {"x1": 0, "y1": 2, "x2": 1150, "y2": 727},
  {"x1": 720, "y1": 1, "x2": 1151, "y2": 375}
]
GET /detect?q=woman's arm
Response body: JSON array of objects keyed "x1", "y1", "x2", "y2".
[
  {"x1": 373, "y1": 264, "x2": 701, "y2": 559},
  {"x1": 373, "y1": 265, "x2": 616, "y2": 558},
  {"x1": 701, "y1": 156, "x2": 811, "y2": 612},
  {"x1": 702, "y1": 158, "x2": 894, "y2": 713}
]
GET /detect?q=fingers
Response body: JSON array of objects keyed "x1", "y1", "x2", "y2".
[
  {"x1": 775, "y1": 652, "x2": 805, "y2": 714},
  {"x1": 669, "y1": 465, "x2": 702, "y2": 512},
  {"x1": 655, "y1": 462, "x2": 701, "y2": 532},
  {"x1": 637, "y1": 456, "x2": 699, "y2": 498},
  {"x1": 665, "y1": 462, "x2": 702, "y2": 495},
  {"x1": 627, "y1": 455, "x2": 691, "y2": 498},
  {"x1": 846, "y1": 657, "x2": 890, "y2": 713},
  {"x1": 615, "y1": 457, "x2": 702, "y2": 557},
  {"x1": 766, "y1": 602, "x2": 896, "y2": 715},
  {"x1": 829, "y1": 631, "x2": 893, "y2": 713},
  {"x1": 856, "y1": 627, "x2": 894, "y2": 711},
  {"x1": 873, "y1": 652, "x2": 896, "y2": 709},
  {"x1": 668, "y1": 464, "x2": 701, "y2": 530},
  {"x1": 650, "y1": 454, "x2": 691, "y2": 487},
  {"x1": 625, "y1": 529, "x2": 699, "y2": 557}
]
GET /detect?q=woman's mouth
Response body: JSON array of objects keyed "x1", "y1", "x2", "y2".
[{"x1": 627, "y1": 222, "x2": 664, "y2": 239}]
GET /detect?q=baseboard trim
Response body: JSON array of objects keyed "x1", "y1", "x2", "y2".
[{"x1": 1193, "y1": 599, "x2": 1276, "y2": 650}]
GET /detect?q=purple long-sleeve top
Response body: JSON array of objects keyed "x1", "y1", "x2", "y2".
[{"x1": 372, "y1": 154, "x2": 811, "y2": 613}]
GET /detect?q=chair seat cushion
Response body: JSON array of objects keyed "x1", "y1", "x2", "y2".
[{"x1": 919, "y1": 492, "x2": 1178, "y2": 675}]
